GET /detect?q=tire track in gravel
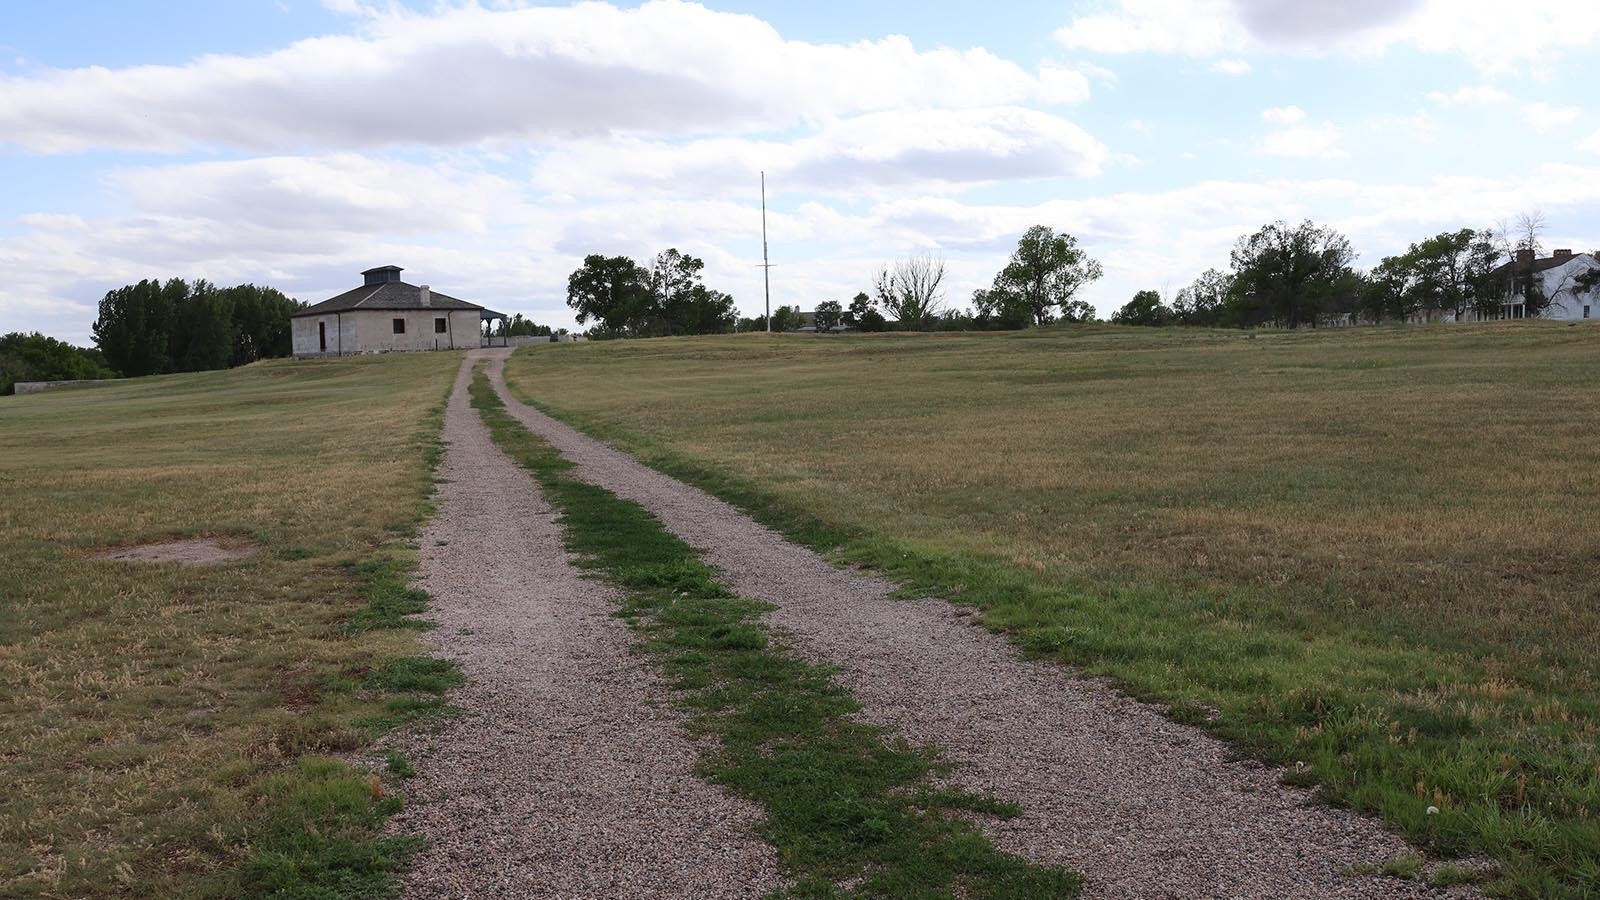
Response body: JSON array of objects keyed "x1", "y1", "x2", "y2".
[
  {"x1": 384, "y1": 353, "x2": 783, "y2": 898},
  {"x1": 484, "y1": 351, "x2": 1480, "y2": 900}
]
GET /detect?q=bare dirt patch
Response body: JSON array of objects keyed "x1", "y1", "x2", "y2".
[{"x1": 96, "y1": 537, "x2": 256, "y2": 566}]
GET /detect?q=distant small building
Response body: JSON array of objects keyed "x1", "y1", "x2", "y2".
[
  {"x1": 291, "y1": 266, "x2": 506, "y2": 357},
  {"x1": 795, "y1": 310, "x2": 851, "y2": 333}
]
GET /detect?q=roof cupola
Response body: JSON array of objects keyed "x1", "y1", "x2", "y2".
[{"x1": 361, "y1": 265, "x2": 404, "y2": 286}]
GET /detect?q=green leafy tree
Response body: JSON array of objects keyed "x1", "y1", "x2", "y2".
[
  {"x1": 991, "y1": 225, "x2": 1103, "y2": 326},
  {"x1": 1172, "y1": 269, "x2": 1232, "y2": 326},
  {"x1": 222, "y1": 284, "x2": 302, "y2": 364},
  {"x1": 1111, "y1": 290, "x2": 1171, "y2": 326},
  {"x1": 651, "y1": 248, "x2": 706, "y2": 336},
  {"x1": 676, "y1": 285, "x2": 737, "y2": 334},
  {"x1": 843, "y1": 292, "x2": 887, "y2": 331},
  {"x1": 813, "y1": 300, "x2": 843, "y2": 333},
  {"x1": 171, "y1": 280, "x2": 236, "y2": 372},
  {"x1": 1228, "y1": 220, "x2": 1359, "y2": 328},
  {"x1": 93, "y1": 279, "x2": 172, "y2": 377},
  {"x1": 971, "y1": 287, "x2": 1032, "y2": 330},
  {"x1": 1059, "y1": 299, "x2": 1096, "y2": 323},
  {"x1": 1402, "y1": 228, "x2": 1501, "y2": 320},
  {"x1": 769, "y1": 305, "x2": 805, "y2": 332},
  {"x1": 1360, "y1": 258, "x2": 1414, "y2": 323},
  {"x1": 1574, "y1": 264, "x2": 1600, "y2": 299},
  {"x1": 567, "y1": 255, "x2": 653, "y2": 336}
]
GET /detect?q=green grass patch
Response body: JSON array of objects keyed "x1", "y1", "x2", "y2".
[
  {"x1": 385, "y1": 753, "x2": 417, "y2": 780},
  {"x1": 469, "y1": 369, "x2": 1080, "y2": 898},
  {"x1": 363, "y1": 657, "x2": 465, "y2": 695},
  {"x1": 344, "y1": 560, "x2": 434, "y2": 633},
  {"x1": 502, "y1": 325, "x2": 1600, "y2": 899},
  {"x1": 238, "y1": 758, "x2": 418, "y2": 900}
]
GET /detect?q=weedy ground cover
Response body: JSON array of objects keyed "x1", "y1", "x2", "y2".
[
  {"x1": 471, "y1": 369, "x2": 1080, "y2": 898},
  {"x1": 1, "y1": 352, "x2": 459, "y2": 897},
  {"x1": 504, "y1": 322, "x2": 1600, "y2": 898}
]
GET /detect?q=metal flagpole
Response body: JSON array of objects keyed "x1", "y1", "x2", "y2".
[{"x1": 761, "y1": 171, "x2": 771, "y2": 332}]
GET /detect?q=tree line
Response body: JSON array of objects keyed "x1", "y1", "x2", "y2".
[
  {"x1": 1113, "y1": 213, "x2": 1589, "y2": 328},
  {"x1": 497, "y1": 314, "x2": 558, "y2": 338},
  {"x1": 568, "y1": 214, "x2": 1589, "y2": 340},
  {"x1": 92, "y1": 278, "x2": 304, "y2": 377},
  {"x1": 562, "y1": 228, "x2": 1107, "y2": 339}
]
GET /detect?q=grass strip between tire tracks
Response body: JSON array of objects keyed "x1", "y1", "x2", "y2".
[{"x1": 469, "y1": 369, "x2": 1080, "y2": 898}]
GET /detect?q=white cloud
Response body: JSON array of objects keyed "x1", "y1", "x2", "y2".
[
  {"x1": 1581, "y1": 129, "x2": 1600, "y2": 155},
  {"x1": 1056, "y1": 0, "x2": 1243, "y2": 56},
  {"x1": 1425, "y1": 85, "x2": 1511, "y2": 105},
  {"x1": 1366, "y1": 110, "x2": 1439, "y2": 144},
  {"x1": 530, "y1": 107, "x2": 1109, "y2": 198},
  {"x1": 1057, "y1": 0, "x2": 1600, "y2": 70},
  {"x1": 1524, "y1": 101, "x2": 1582, "y2": 134},
  {"x1": 1212, "y1": 58, "x2": 1252, "y2": 75},
  {"x1": 1261, "y1": 105, "x2": 1307, "y2": 125},
  {"x1": 108, "y1": 154, "x2": 519, "y2": 234},
  {"x1": 1259, "y1": 122, "x2": 1347, "y2": 159},
  {"x1": 0, "y1": 1, "x2": 1091, "y2": 154},
  {"x1": 1425, "y1": 90, "x2": 1580, "y2": 135}
]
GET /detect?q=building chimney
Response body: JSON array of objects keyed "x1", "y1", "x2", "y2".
[
  {"x1": 1516, "y1": 248, "x2": 1535, "y2": 270},
  {"x1": 419, "y1": 285, "x2": 431, "y2": 307},
  {"x1": 1553, "y1": 248, "x2": 1574, "y2": 263}
]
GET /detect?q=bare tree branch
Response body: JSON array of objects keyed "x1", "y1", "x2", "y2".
[{"x1": 873, "y1": 253, "x2": 946, "y2": 330}]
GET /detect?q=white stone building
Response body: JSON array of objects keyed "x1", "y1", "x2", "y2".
[
  {"x1": 1445, "y1": 249, "x2": 1600, "y2": 323},
  {"x1": 1504, "y1": 249, "x2": 1600, "y2": 321},
  {"x1": 291, "y1": 266, "x2": 503, "y2": 357}
]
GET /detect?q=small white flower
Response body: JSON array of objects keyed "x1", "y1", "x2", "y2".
[{"x1": 1426, "y1": 806, "x2": 1439, "y2": 815}]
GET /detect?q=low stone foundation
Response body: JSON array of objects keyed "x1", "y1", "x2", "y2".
[{"x1": 13, "y1": 379, "x2": 113, "y2": 395}]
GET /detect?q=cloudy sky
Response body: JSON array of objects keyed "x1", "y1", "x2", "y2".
[{"x1": 3, "y1": 0, "x2": 1599, "y2": 343}]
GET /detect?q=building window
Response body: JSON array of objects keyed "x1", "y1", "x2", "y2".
[
  {"x1": 1586, "y1": 306, "x2": 1592, "y2": 319},
  {"x1": 393, "y1": 318, "x2": 406, "y2": 334},
  {"x1": 318, "y1": 321, "x2": 327, "y2": 351},
  {"x1": 434, "y1": 317, "x2": 447, "y2": 333}
]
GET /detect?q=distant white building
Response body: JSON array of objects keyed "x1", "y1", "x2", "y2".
[
  {"x1": 1451, "y1": 249, "x2": 1599, "y2": 323},
  {"x1": 1499, "y1": 249, "x2": 1600, "y2": 321}
]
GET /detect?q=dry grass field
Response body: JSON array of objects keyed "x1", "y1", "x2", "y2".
[
  {"x1": 504, "y1": 322, "x2": 1600, "y2": 898},
  {"x1": 0, "y1": 352, "x2": 458, "y2": 897}
]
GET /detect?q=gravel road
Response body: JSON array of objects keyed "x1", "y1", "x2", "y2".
[
  {"x1": 385, "y1": 353, "x2": 782, "y2": 898},
  {"x1": 484, "y1": 350, "x2": 1479, "y2": 900}
]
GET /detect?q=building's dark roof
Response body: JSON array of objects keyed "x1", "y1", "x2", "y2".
[
  {"x1": 291, "y1": 280, "x2": 483, "y2": 317},
  {"x1": 1487, "y1": 252, "x2": 1589, "y2": 281}
]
